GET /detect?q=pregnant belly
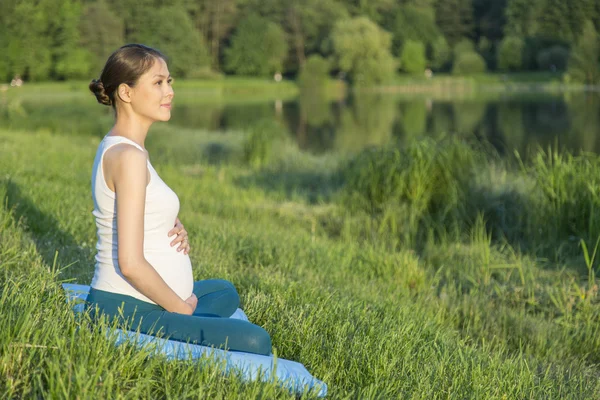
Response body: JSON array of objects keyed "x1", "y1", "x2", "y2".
[{"x1": 145, "y1": 249, "x2": 194, "y2": 300}]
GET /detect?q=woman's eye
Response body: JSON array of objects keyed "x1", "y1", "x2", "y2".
[{"x1": 156, "y1": 80, "x2": 162, "y2": 85}]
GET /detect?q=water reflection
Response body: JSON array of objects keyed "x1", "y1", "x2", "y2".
[{"x1": 1, "y1": 89, "x2": 600, "y2": 157}]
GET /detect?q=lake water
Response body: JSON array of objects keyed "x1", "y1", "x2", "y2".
[{"x1": 2, "y1": 90, "x2": 599, "y2": 158}]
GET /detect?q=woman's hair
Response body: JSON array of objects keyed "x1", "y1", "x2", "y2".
[{"x1": 89, "y1": 44, "x2": 167, "y2": 108}]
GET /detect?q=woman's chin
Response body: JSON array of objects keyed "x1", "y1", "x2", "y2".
[{"x1": 157, "y1": 113, "x2": 171, "y2": 122}]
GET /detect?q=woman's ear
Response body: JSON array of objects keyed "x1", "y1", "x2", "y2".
[{"x1": 117, "y1": 83, "x2": 133, "y2": 104}]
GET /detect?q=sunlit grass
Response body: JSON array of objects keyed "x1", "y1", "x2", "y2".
[{"x1": 1, "y1": 126, "x2": 600, "y2": 398}]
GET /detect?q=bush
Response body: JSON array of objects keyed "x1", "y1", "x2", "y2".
[
  {"x1": 431, "y1": 36, "x2": 451, "y2": 71},
  {"x1": 330, "y1": 17, "x2": 396, "y2": 86},
  {"x1": 225, "y1": 14, "x2": 288, "y2": 77},
  {"x1": 453, "y1": 38, "x2": 476, "y2": 58},
  {"x1": 243, "y1": 120, "x2": 286, "y2": 168},
  {"x1": 452, "y1": 52, "x2": 487, "y2": 74},
  {"x1": 537, "y1": 46, "x2": 570, "y2": 71},
  {"x1": 400, "y1": 40, "x2": 427, "y2": 74},
  {"x1": 298, "y1": 55, "x2": 331, "y2": 90},
  {"x1": 567, "y1": 20, "x2": 600, "y2": 84},
  {"x1": 341, "y1": 138, "x2": 485, "y2": 245},
  {"x1": 498, "y1": 36, "x2": 525, "y2": 71}
]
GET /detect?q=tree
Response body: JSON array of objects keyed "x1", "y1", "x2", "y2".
[
  {"x1": 330, "y1": 17, "x2": 396, "y2": 86},
  {"x1": 298, "y1": 55, "x2": 331, "y2": 90},
  {"x1": 5, "y1": 0, "x2": 53, "y2": 81},
  {"x1": 338, "y1": 0, "x2": 398, "y2": 24},
  {"x1": 497, "y1": 36, "x2": 525, "y2": 71},
  {"x1": 390, "y1": 5, "x2": 440, "y2": 57},
  {"x1": 53, "y1": 0, "x2": 92, "y2": 79},
  {"x1": 400, "y1": 40, "x2": 426, "y2": 74},
  {"x1": 435, "y1": 0, "x2": 474, "y2": 46},
  {"x1": 504, "y1": 0, "x2": 542, "y2": 38},
  {"x1": 78, "y1": 0, "x2": 125, "y2": 77},
  {"x1": 186, "y1": 0, "x2": 238, "y2": 70},
  {"x1": 453, "y1": 38, "x2": 476, "y2": 58},
  {"x1": 453, "y1": 52, "x2": 487, "y2": 74},
  {"x1": 139, "y1": 6, "x2": 210, "y2": 78},
  {"x1": 537, "y1": 0, "x2": 576, "y2": 43},
  {"x1": 235, "y1": 0, "x2": 349, "y2": 74},
  {"x1": 431, "y1": 36, "x2": 451, "y2": 71},
  {"x1": 472, "y1": 0, "x2": 507, "y2": 43},
  {"x1": 224, "y1": 14, "x2": 288, "y2": 77},
  {"x1": 568, "y1": 20, "x2": 600, "y2": 84}
]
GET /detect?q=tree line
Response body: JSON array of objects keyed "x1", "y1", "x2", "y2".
[{"x1": 1, "y1": 0, "x2": 599, "y2": 85}]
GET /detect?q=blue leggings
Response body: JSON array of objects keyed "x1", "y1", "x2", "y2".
[{"x1": 84, "y1": 279, "x2": 272, "y2": 355}]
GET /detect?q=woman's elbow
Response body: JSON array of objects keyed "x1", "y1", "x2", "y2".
[{"x1": 118, "y1": 255, "x2": 144, "y2": 277}]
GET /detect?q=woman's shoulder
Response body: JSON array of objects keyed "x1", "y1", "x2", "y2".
[{"x1": 102, "y1": 142, "x2": 150, "y2": 191}]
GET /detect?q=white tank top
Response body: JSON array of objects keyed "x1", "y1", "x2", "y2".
[{"x1": 90, "y1": 134, "x2": 194, "y2": 304}]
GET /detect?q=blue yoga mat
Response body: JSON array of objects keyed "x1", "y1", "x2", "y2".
[{"x1": 62, "y1": 283, "x2": 327, "y2": 397}]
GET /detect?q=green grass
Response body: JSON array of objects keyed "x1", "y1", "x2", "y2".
[
  {"x1": 379, "y1": 72, "x2": 589, "y2": 99},
  {"x1": 0, "y1": 77, "x2": 349, "y2": 106},
  {"x1": 1, "y1": 125, "x2": 600, "y2": 398}
]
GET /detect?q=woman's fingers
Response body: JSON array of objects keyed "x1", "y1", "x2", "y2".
[
  {"x1": 170, "y1": 228, "x2": 187, "y2": 246},
  {"x1": 168, "y1": 220, "x2": 183, "y2": 237},
  {"x1": 177, "y1": 236, "x2": 191, "y2": 253},
  {"x1": 168, "y1": 218, "x2": 190, "y2": 253}
]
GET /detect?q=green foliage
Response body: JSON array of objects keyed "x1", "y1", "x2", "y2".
[
  {"x1": 6, "y1": 115, "x2": 600, "y2": 398},
  {"x1": 225, "y1": 14, "x2": 288, "y2": 77},
  {"x1": 298, "y1": 55, "x2": 331, "y2": 90},
  {"x1": 453, "y1": 38, "x2": 476, "y2": 57},
  {"x1": 138, "y1": 6, "x2": 210, "y2": 78},
  {"x1": 431, "y1": 36, "x2": 451, "y2": 71},
  {"x1": 435, "y1": 0, "x2": 474, "y2": 46},
  {"x1": 568, "y1": 20, "x2": 600, "y2": 84},
  {"x1": 537, "y1": 0, "x2": 578, "y2": 44},
  {"x1": 453, "y1": 51, "x2": 487, "y2": 74},
  {"x1": 498, "y1": 36, "x2": 525, "y2": 71},
  {"x1": 79, "y1": 0, "x2": 125, "y2": 77},
  {"x1": 52, "y1": 0, "x2": 90, "y2": 80},
  {"x1": 341, "y1": 138, "x2": 482, "y2": 243},
  {"x1": 243, "y1": 120, "x2": 286, "y2": 168},
  {"x1": 537, "y1": 46, "x2": 570, "y2": 71},
  {"x1": 400, "y1": 40, "x2": 427, "y2": 74},
  {"x1": 390, "y1": 5, "x2": 440, "y2": 57},
  {"x1": 330, "y1": 17, "x2": 396, "y2": 86},
  {"x1": 504, "y1": 0, "x2": 542, "y2": 38},
  {"x1": 5, "y1": 0, "x2": 53, "y2": 81}
]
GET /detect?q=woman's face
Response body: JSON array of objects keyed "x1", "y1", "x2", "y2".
[{"x1": 128, "y1": 57, "x2": 174, "y2": 123}]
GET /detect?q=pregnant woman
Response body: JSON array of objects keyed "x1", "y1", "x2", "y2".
[{"x1": 85, "y1": 44, "x2": 271, "y2": 355}]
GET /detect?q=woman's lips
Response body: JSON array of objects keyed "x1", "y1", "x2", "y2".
[{"x1": 161, "y1": 104, "x2": 172, "y2": 109}]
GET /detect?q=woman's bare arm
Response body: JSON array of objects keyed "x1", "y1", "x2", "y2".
[{"x1": 109, "y1": 145, "x2": 192, "y2": 315}]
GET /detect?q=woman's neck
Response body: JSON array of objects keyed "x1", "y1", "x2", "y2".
[{"x1": 110, "y1": 113, "x2": 152, "y2": 150}]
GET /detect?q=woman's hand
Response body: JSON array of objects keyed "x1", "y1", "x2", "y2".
[
  {"x1": 183, "y1": 293, "x2": 198, "y2": 315},
  {"x1": 168, "y1": 217, "x2": 190, "y2": 255}
]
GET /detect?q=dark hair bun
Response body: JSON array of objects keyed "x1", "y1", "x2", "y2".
[{"x1": 89, "y1": 79, "x2": 112, "y2": 106}]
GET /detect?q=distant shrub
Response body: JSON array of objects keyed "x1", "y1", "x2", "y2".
[
  {"x1": 537, "y1": 46, "x2": 569, "y2": 71},
  {"x1": 498, "y1": 36, "x2": 525, "y2": 71},
  {"x1": 341, "y1": 138, "x2": 484, "y2": 242},
  {"x1": 452, "y1": 52, "x2": 487, "y2": 75},
  {"x1": 453, "y1": 38, "x2": 476, "y2": 58},
  {"x1": 243, "y1": 120, "x2": 286, "y2": 168},
  {"x1": 567, "y1": 20, "x2": 600, "y2": 84},
  {"x1": 298, "y1": 55, "x2": 330, "y2": 90},
  {"x1": 225, "y1": 14, "x2": 288, "y2": 77},
  {"x1": 330, "y1": 17, "x2": 396, "y2": 86},
  {"x1": 400, "y1": 40, "x2": 427, "y2": 74},
  {"x1": 431, "y1": 36, "x2": 451, "y2": 71}
]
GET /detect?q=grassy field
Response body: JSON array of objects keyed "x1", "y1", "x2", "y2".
[
  {"x1": 379, "y1": 72, "x2": 597, "y2": 99},
  {"x1": 0, "y1": 76, "x2": 349, "y2": 106},
  {"x1": 1, "y1": 119, "x2": 600, "y2": 398}
]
